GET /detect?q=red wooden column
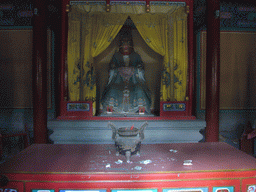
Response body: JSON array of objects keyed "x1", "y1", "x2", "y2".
[
  {"x1": 205, "y1": 0, "x2": 220, "y2": 142},
  {"x1": 32, "y1": 0, "x2": 48, "y2": 143}
]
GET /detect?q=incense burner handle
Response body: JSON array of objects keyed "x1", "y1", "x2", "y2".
[
  {"x1": 108, "y1": 122, "x2": 117, "y2": 141},
  {"x1": 139, "y1": 121, "x2": 148, "y2": 141}
]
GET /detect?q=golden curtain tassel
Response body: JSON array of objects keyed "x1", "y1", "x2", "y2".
[
  {"x1": 146, "y1": 4, "x2": 150, "y2": 13},
  {"x1": 186, "y1": 6, "x2": 190, "y2": 14},
  {"x1": 106, "y1": 4, "x2": 111, "y2": 12},
  {"x1": 66, "y1": 4, "x2": 70, "y2": 12}
]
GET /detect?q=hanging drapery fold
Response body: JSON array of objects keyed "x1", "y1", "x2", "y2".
[
  {"x1": 90, "y1": 14, "x2": 128, "y2": 58},
  {"x1": 82, "y1": 13, "x2": 128, "y2": 114},
  {"x1": 130, "y1": 6, "x2": 188, "y2": 101},
  {"x1": 129, "y1": 14, "x2": 171, "y2": 101},
  {"x1": 169, "y1": 6, "x2": 188, "y2": 101},
  {"x1": 129, "y1": 14, "x2": 167, "y2": 56}
]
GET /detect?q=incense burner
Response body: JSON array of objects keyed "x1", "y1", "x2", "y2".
[{"x1": 108, "y1": 122, "x2": 148, "y2": 162}]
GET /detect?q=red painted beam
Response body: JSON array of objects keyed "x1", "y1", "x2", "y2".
[
  {"x1": 205, "y1": 0, "x2": 220, "y2": 142},
  {"x1": 32, "y1": 0, "x2": 48, "y2": 144}
]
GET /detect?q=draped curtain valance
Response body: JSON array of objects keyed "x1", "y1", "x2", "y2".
[
  {"x1": 70, "y1": 1, "x2": 185, "y2": 15},
  {"x1": 67, "y1": 2, "x2": 188, "y2": 115}
]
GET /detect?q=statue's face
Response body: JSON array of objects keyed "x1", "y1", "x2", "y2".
[{"x1": 120, "y1": 37, "x2": 133, "y2": 54}]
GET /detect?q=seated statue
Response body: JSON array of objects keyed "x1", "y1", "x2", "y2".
[{"x1": 101, "y1": 30, "x2": 152, "y2": 115}]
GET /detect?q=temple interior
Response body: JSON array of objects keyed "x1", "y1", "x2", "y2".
[
  {"x1": 0, "y1": 0, "x2": 256, "y2": 164},
  {"x1": 1, "y1": 1, "x2": 256, "y2": 191}
]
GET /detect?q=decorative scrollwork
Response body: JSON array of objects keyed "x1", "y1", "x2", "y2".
[
  {"x1": 84, "y1": 96, "x2": 96, "y2": 102},
  {"x1": 84, "y1": 67, "x2": 96, "y2": 90},
  {"x1": 73, "y1": 61, "x2": 82, "y2": 85},
  {"x1": 85, "y1": 61, "x2": 90, "y2": 68},
  {"x1": 73, "y1": 76, "x2": 80, "y2": 85},
  {"x1": 174, "y1": 74, "x2": 182, "y2": 85},
  {"x1": 162, "y1": 69, "x2": 170, "y2": 87}
]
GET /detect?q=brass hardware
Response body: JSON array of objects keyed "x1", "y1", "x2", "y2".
[
  {"x1": 186, "y1": 5, "x2": 189, "y2": 14},
  {"x1": 106, "y1": 4, "x2": 110, "y2": 12},
  {"x1": 146, "y1": 4, "x2": 150, "y2": 13},
  {"x1": 186, "y1": 96, "x2": 189, "y2": 101},
  {"x1": 66, "y1": 4, "x2": 70, "y2": 12}
]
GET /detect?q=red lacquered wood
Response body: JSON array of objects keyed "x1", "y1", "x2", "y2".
[
  {"x1": 1, "y1": 143, "x2": 256, "y2": 174},
  {"x1": 187, "y1": 0, "x2": 194, "y2": 117},
  {"x1": 5, "y1": 170, "x2": 256, "y2": 183},
  {"x1": 1, "y1": 143, "x2": 256, "y2": 192},
  {"x1": 24, "y1": 180, "x2": 241, "y2": 191},
  {"x1": 242, "y1": 178, "x2": 256, "y2": 191},
  {"x1": 58, "y1": 0, "x2": 69, "y2": 118},
  {"x1": 205, "y1": 0, "x2": 220, "y2": 142},
  {"x1": 32, "y1": 0, "x2": 48, "y2": 144},
  {"x1": 58, "y1": 0, "x2": 195, "y2": 119}
]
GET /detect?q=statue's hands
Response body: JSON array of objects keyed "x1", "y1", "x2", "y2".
[
  {"x1": 108, "y1": 69, "x2": 116, "y2": 84},
  {"x1": 119, "y1": 66, "x2": 134, "y2": 70},
  {"x1": 118, "y1": 67, "x2": 135, "y2": 76},
  {"x1": 136, "y1": 68, "x2": 146, "y2": 82},
  {"x1": 118, "y1": 67, "x2": 135, "y2": 81}
]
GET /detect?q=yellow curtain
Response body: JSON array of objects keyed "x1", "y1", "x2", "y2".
[
  {"x1": 129, "y1": 14, "x2": 167, "y2": 56},
  {"x1": 130, "y1": 14, "x2": 172, "y2": 101},
  {"x1": 131, "y1": 7, "x2": 187, "y2": 101},
  {"x1": 67, "y1": 20, "x2": 81, "y2": 101},
  {"x1": 169, "y1": 7, "x2": 188, "y2": 101},
  {"x1": 90, "y1": 14, "x2": 128, "y2": 58},
  {"x1": 82, "y1": 13, "x2": 127, "y2": 115}
]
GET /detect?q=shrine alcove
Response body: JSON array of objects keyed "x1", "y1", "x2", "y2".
[
  {"x1": 48, "y1": 0, "x2": 205, "y2": 145},
  {"x1": 93, "y1": 18, "x2": 164, "y2": 116},
  {"x1": 57, "y1": 0, "x2": 194, "y2": 120}
]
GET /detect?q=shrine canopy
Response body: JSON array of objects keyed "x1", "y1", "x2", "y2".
[{"x1": 67, "y1": 1, "x2": 188, "y2": 115}]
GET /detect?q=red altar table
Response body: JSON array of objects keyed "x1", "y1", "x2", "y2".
[{"x1": 0, "y1": 142, "x2": 256, "y2": 192}]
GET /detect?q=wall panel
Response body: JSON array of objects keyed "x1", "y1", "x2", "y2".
[{"x1": 200, "y1": 31, "x2": 256, "y2": 109}]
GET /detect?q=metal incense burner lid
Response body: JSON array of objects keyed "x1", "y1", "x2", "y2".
[{"x1": 108, "y1": 122, "x2": 148, "y2": 163}]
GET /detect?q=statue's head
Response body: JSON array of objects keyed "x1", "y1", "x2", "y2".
[{"x1": 119, "y1": 28, "x2": 133, "y2": 55}]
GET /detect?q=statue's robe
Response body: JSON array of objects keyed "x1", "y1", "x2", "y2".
[{"x1": 101, "y1": 51, "x2": 152, "y2": 114}]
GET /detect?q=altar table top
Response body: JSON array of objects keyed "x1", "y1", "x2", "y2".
[{"x1": 1, "y1": 142, "x2": 256, "y2": 174}]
